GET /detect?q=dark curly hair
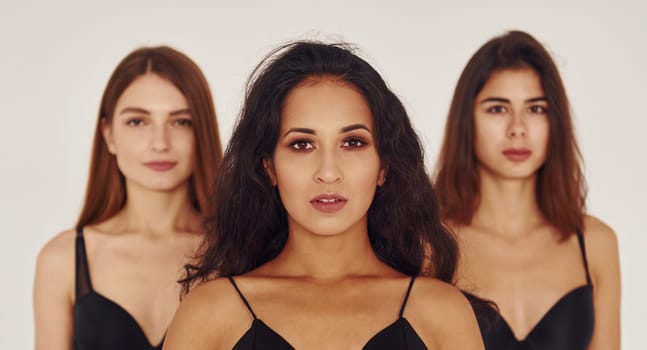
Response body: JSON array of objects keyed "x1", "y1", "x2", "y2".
[{"x1": 181, "y1": 41, "x2": 457, "y2": 294}]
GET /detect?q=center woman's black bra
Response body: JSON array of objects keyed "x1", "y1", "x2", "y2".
[{"x1": 228, "y1": 276, "x2": 427, "y2": 350}]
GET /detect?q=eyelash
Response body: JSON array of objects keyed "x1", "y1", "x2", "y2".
[
  {"x1": 126, "y1": 118, "x2": 145, "y2": 126},
  {"x1": 528, "y1": 105, "x2": 548, "y2": 114},
  {"x1": 342, "y1": 137, "x2": 367, "y2": 148},
  {"x1": 485, "y1": 105, "x2": 548, "y2": 114},
  {"x1": 289, "y1": 139, "x2": 315, "y2": 151},
  {"x1": 174, "y1": 118, "x2": 193, "y2": 127},
  {"x1": 124, "y1": 118, "x2": 193, "y2": 127},
  {"x1": 288, "y1": 137, "x2": 368, "y2": 152},
  {"x1": 486, "y1": 105, "x2": 508, "y2": 114}
]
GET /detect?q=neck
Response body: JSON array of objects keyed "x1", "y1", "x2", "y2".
[
  {"x1": 272, "y1": 218, "x2": 391, "y2": 281},
  {"x1": 472, "y1": 169, "x2": 546, "y2": 237},
  {"x1": 108, "y1": 181, "x2": 200, "y2": 236}
]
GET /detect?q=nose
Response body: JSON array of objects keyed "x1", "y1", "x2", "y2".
[
  {"x1": 507, "y1": 113, "x2": 527, "y2": 138},
  {"x1": 150, "y1": 124, "x2": 170, "y2": 152},
  {"x1": 313, "y1": 149, "x2": 343, "y2": 184}
]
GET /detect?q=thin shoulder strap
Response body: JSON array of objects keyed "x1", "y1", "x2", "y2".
[
  {"x1": 398, "y1": 276, "x2": 417, "y2": 318},
  {"x1": 576, "y1": 229, "x2": 593, "y2": 285},
  {"x1": 75, "y1": 227, "x2": 93, "y2": 297},
  {"x1": 227, "y1": 276, "x2": 258, "y2": 319}
]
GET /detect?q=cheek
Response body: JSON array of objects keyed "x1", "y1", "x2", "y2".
[
  {"x1": 176, "y1": 131, "x2": 196, "y2": 157},
  {"x1": 349, "y1": 157, "x2": 381, "y2": 183},
  {"x1": 532, "y1": 119, "x2": 550, "y2": 152},
  {"x1": 274, "y1": 160, "x2": 304, "y2": 186},
  {"x1": 473, "y1": 119, "x2": 500, "y2": 158},
  {"x1": 112, "y1": 129, "x2": 145, "y2": 156}
]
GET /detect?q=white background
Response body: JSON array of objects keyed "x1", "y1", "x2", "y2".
[{"x1": 1, "y1": 0, "x2": 645, "y2": 348}]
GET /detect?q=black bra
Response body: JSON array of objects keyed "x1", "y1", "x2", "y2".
[
  {"x1": 228, "y1": 276, "x2": 427, "y2": 350},
  {"x1": 464, "y1": 230, "x2": 594, "y2": 350},
  {"x1": 73, "y1": 227, "x2": 164, "y2": 350}
]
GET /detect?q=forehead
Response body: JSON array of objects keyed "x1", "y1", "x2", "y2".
[
  {"x1": 281, "y1": 78, "x2": 373, "y2": 131},
  {"x1": 116, "y1": 73, "x2": 187, "y2": 109},
  {"x1": 479, "y1": 68, "x2": 544, "y2": 98}
]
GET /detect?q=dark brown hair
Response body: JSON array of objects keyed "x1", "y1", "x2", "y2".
[
  {"x1": 434, "y1": 30, "x2": 586, "y2": 239},
  {"x1": 76, "y1": 46, "x2": 223, "y2": 228},
  {"x1": 181, "y1": 41, "x2": 458, "y2": 293}
]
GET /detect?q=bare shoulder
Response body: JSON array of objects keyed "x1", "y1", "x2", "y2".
[
  {"x1": 35, "y1": 229, "x2": 76, "y2": 283},
  {"x1": 582, "y1": 215, "x2": 619, "y2": 261},
  {"x1": 38, "y1": 229, "x2": 76, "y2": 260},
  {"x1": 583, "y1": 215, "x2": 617, "y2": 243},
  {"x1": 164, "y1": 278, "x2": 253, "y2": 350},
  {"x1": 179, "y1": 277, "x2": 245, "y2": 314},
  {"x1": 409, "y1": 277, "x2": 474, "y2": 319},
  {"x1": 407, "y1": 278, "x2": 483, "y2": 350},
  {"x1": 582, "y1": 215, "x2": 620, "y2": 284}
]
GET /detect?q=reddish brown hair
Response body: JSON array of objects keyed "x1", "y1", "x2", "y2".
[
  {"x1": 76, "y1": 46, "x2": 223, "y2": 228},
  {"x1": 434, "y1": 30, "x2": 586, "y2": 239}
]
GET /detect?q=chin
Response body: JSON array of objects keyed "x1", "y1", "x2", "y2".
[
  {"x1": 133, "y1": 177, "x2": 191, "y2": 193},
  {"x1": 307, "y1": 219, "x2": 366, "y2": 238},
  {"x1": 499, "y1": 170, "x2": 539, "y2": 180}
]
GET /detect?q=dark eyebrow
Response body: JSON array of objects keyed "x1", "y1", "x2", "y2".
[
  {"x1": 284, "y1": 124, "x2": 373, "y2": 137},
  {"x1": 341, "y1": 124, "x2": 372, "y2": 134},
  {"x1": 284, "y1": 127, "x2": 315, "y2": 136},
  {"x1": 525, "y1": 97, "x2": 547, "y2": 103},
  {"x1": 119, "y1": 107, "x2": 150, "y2": 115},
  {"x1": 118, "y1": 107, "x2": 192, "y2": 116},
  {"x1": 170, "y1": 108, "x2": 192, "y2": 117},
  {"x1": 480, "y1": 97, "x2": 547, "y2": 104},
  {"x1": 480, "y1": 97, "x2": 509, "y2": 104}
]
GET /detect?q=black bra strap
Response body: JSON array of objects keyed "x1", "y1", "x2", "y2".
[
  {"x1": 398, "y1": 276, "x2": 416, "y2": 318},
  {"x1": 227, "y1": 276, "x2": 257, "y2": 319},
  {"x1": 576, "y1": 229, "x2": 592, "y2": 285},
  {"x1": 75, "y1": 227, "x2": 93, "y2": 297}
]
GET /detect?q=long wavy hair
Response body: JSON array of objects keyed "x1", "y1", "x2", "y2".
[
  {"x1": 182, "y1": 41, "x2": 457, "y2": 293},
  {"x1": 434, "y1": 30, "x2": 586, "y2": 239},
  {"x1": 76, "y1": 46, "x2": 223, "y2": 228}
]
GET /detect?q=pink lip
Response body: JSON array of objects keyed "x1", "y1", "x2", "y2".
[
  {"x1": 502, "y1": 148, "x2": 531, "y2": 161},
  {"x1": 143, "y1": 161, "x2": 177, "y2": 171},
  {"x1": 310, "y1": 194, "x2": 348, "y2": 213}
]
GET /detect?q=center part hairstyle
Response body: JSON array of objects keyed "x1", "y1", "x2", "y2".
[
  {"x1": 182, "y1": 41, "x2": 457, "y2": 292},
  {"x1": 434, "y1": 30, "x2": 587, "y2": 239},
  {"x1": 77, "y1": 46, "x2": 223, "y2": 228}
]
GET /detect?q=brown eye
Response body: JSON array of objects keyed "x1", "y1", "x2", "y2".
[
  {"x1": 529, "y1": 105, "x2": 548, "y2": 114},
  {"x1": 290, "y1": 140, "x2": 315, "y2": 151},
  {"x1": 126, "y1": 118, "x2": 144, "y2": 126},
  {"x1": 175, "y1": 118, "x2": 193, "y2": 127},
  {"x1": 486, "y1": 105, "x2": 507, "y2": 113},
  {"x1": 342, "y1": 138, "x2": 367, "y2": 148}
]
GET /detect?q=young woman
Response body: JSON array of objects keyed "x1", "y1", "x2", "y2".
[
  {"x1": 434, "y1": 30, "x2": 621, "y2": 350},
  {"x1": 33, "y1": 46, "x2": 223, "y2": 350},
  {"x1": 162, "y1": 42, "x2": 484, "y2": 350}
]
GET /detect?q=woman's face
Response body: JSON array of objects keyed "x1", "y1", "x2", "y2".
[
  {"x1": 103, "y1": 73, "x2": 195, "y2": 193},
  {"x1": 267, "y1": 78, "x2": 385, "y2": 238},
  {"x1": 473, "y1": 68, "x2": 549, "y2": 180}
]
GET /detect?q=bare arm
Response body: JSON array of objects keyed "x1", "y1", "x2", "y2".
[
  {"x1": 585, "y1": 216, "x2": 621, "y2": 350},
  {"x1": 33, "y1": 230, "x2": 75, "y2": 350}
]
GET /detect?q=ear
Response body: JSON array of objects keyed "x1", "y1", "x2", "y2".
[
  {"x1": 101, "y1": 118, "x2": 116, "y2": 154},
  {"x1": 377, "y1": 167, "x2": 387, "y2": 186},
  {"x1": 263, "y1": 158, "x2": 277, "y2": 186}
]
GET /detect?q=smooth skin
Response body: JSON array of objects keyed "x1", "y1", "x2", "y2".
[
  {"x1": 33, "y1": 73, "x2": 204, "y2": 350},
  {"x1": 163, "y1": 78, "x2": 484, "y2": 350},
  {"x1": 454, "y1": 68, "x2": 621, "y2": 349}
]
